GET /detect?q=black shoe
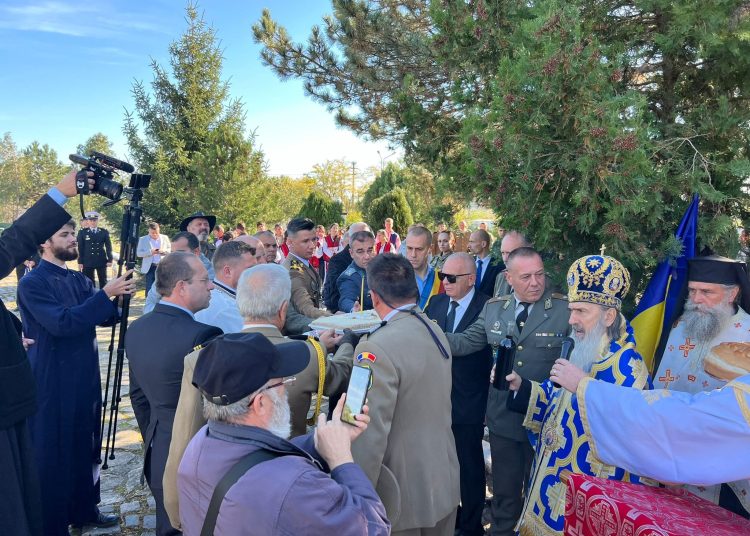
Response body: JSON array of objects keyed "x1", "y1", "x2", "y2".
[
  {"x1": 71, "y1": 511, "x2": 120, "y2": 530},
  {"x1": 88, "y1": 512, "x2": 120, "y2": 528}
]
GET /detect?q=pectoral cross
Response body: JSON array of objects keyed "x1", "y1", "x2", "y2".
[
  {"x1": 599, "y1": 244, "x2": 607, "y2": 256},
  {"x1": 658, "y1": 368, "x2": 675, "y2": 388},
  {"x1": 679, "y1": 338, "x2": 695, "y2": 357}
]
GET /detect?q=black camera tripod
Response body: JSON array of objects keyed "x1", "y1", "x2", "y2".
[{"x1": 100, "y1": 173, "x2": 150, "y2": 468}]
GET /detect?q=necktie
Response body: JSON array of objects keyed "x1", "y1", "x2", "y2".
[
  {"x1": 516, "y1": 302, "x2": 530, "y2": 333},
  {"x1": 446, "y1": 300, "x2": 459, "y2": 333},
  {"x1": 475, "y1": 258, "x2": 484, "y2": 287}
]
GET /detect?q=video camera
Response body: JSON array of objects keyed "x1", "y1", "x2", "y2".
[{"x1": 69, "y1": 151, "x2": 134, "y2": 201}]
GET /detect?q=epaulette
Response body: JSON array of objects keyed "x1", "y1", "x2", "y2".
[
  {"x1": 551, "y1": 293, "x2": 568, "y2": 300},
  {"x1": 366, "y1": 321, "x2": 387, "y2": 336},
  {"x1": 488, "y1": 294, "x2": 512, "y2": 304},
  {"x1": 343, "y1": 266, "x2": 356, "y2": 276}
]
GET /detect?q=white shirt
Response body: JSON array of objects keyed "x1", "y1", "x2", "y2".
[
  {"x1": 448, "y1": 288, "x2": 475, "y2": 332},
  {"x1": 149, "y1": 237, "x2": 162, "y2": 264},
  {"x1": 194, "y1": 281, "x2": 243, "y2": 333}
]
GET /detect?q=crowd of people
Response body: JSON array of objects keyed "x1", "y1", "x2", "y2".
[{"x1": 2, "y1": 169, "x2": 750, "y2": 536}]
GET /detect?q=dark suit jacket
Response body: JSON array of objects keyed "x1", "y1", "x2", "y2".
[
  {"x1": 323, "y1": 245, "x2": 352, "y2": 312},
  {"x1": 426, "y1": 291, "x2": 493, "y2": 425},
  {"x1": 125, "y1": 303, "x2": 222, "y2": 489},
  {"x1": 476, "y1": 256, "x2": 504, "y2": 297},
  {"x1": 77, "y1": 227, "x2": 113, "y2": 268}
]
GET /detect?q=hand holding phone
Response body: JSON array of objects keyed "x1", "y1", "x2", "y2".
[{"x1": 341, "y1": 364, "x2": 372, "y2": 425}]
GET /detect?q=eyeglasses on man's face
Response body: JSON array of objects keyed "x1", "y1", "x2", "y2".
[
  {"x1": 248, "y1": 376, "x2": 296, "y2": 406},
  {"x1": 437, "y1": 272, "x2": 472, "y2": 284}
]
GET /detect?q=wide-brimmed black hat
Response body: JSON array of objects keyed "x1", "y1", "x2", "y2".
[
  {"x1": 179, "y1": 211, "x2": 216, "y2": 233},
  {"x1": 192, "y1": 332, "x2": 309, "y2": 406}
]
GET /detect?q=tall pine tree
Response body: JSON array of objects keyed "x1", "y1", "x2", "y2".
[
  {"x1": 255, "y1": 1, "x2": 750, "y2": 303},
  {"x1": 125, "y1": 4, "x2": 265, "y2": 233}
]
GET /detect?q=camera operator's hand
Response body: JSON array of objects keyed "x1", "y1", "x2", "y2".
[
  {"x1": 103, "y1": 269, "x2": 136, "y2": 298},
  {"x1": 314, "y1": 394, "x2": 370, "y2": 470},
  {"x1": 55, "y1": 169, "x2": 95, "y2": 198}
]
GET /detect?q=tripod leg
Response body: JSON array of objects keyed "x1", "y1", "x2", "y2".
[{"x1": 108, "y1": 346, "x2": 127, "y2": 460}]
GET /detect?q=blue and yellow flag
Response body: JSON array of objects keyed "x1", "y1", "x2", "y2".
[{"x1": 630, "y1": 194, "x2": 698, "y2": 372}]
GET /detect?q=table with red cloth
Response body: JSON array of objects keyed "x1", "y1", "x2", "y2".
[{"x1": 564, "y1": 473, "x2": 750, "y2": 535}]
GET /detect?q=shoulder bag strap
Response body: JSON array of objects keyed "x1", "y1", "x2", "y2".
[{"x1": 200, "y1": 449, "x2": 281, "y2": 536}]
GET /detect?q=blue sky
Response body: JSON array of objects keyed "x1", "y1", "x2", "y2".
[{"x1": 0, "y1": 0, "x2": 398, "y2": 177}]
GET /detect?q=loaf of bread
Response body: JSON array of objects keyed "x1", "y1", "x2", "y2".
[{"x1": 704, "y1": 342, "x2": 750, "y2": 381}]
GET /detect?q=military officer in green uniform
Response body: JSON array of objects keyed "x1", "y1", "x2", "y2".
[
  {"x1": 445, "y1": 246, "x2": 570, "y2": 536},
  {"x1": 282, "y1": 217, "x2": 332, "y2": 319}
]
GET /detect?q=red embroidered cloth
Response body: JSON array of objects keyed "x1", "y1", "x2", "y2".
[{"x1": 564, "y1": 473, "x2": 750, "y2": 535}]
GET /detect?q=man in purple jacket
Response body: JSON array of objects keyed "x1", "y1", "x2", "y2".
[{"x1": 177, "y1": 332, "x2": 390, "y2": 535}]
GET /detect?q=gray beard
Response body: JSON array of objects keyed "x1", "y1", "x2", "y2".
[
  {"x1": 266, "y1": 388, "x2": 292, "y2": 440},
  {"x1": 569, "y1": 320, "x2": 608, "y2": 373},
  {"x1": 682, "y1": 301, "x2": 733, "y2": 344}
]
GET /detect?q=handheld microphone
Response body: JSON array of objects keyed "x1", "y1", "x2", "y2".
[{"x1": 552, "y1": 336, "x2": 575, "y2": 388}]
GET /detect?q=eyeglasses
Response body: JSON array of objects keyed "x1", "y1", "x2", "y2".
[
  {"x1": 437, "y1": 272, "x2": 472, "y2": 284},
  {"x1": 248, "y1": 376, "x2": 296, "y2": 406}
]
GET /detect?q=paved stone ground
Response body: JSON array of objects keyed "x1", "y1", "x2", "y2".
[{"x1": 2, "y1": 268, "x2": 496, "y2": 535}]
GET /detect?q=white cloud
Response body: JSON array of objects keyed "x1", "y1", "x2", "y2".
[{"x1": 0, "y1": 1, "x2": 167, "y2": 38}]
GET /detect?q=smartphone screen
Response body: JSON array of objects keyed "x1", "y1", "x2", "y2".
[{"x1": 341, "y1": 364, "x2": 372, "y2": 425}]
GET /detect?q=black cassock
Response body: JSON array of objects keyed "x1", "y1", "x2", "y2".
[
  {"x1": 0, "y1": 194, "x2": 71, "y2": 536},
  {"x1": 17, "y1": 258, "x2": 117, "y2": 535}
]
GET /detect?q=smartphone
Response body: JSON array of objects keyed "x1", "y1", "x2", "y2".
[{"x1": 341, "y1": 364, "x2": 372, "y2": 425}]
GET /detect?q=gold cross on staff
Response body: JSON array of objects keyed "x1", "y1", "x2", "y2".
[{"x1": 599, "y1": 244, "x2": 607, "y2": 256}]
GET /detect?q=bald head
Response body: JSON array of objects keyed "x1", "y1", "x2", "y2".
[
  {"x1": 233, "y1": 234, "x2": 266, "y2": 264},
  {"x1": 442, "y1": 252, "x2": 477, "y2": 300},
  {"x1": 348, "y1": 222, "x2": 371, "y2": 239},
  {"x1": 444, "y1": 252, "x2": 475, "y2": 274},
  {"x1": 500, "y1": 231, "x2": 531, "y2": 262}
]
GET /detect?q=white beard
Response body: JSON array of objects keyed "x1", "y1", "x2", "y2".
[
  {"x1": 265, "y1": 388, "x2": 292, "y2": 439},
  {"x1": 682, "y1": 299, "x2": 733, "y2": 345},
  {"x1": 569, "y1": 319, "x2": 608, "y2": 373}
]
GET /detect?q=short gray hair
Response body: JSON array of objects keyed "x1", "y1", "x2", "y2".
[
  {"x1": 202, "y1": 394, "x2": 252, "y2": 423},
  {"x1": 236, "y1": 264, "x2": 291, "y2": 320}
]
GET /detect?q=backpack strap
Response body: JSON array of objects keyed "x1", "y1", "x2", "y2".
[{"x1": 200, "y1": 449, "x2": 282, "y2": 536}]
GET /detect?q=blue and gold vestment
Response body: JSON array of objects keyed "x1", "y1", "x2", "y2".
[{"x1": 517, "y1": 319, "x2": 652, "y2": 535}]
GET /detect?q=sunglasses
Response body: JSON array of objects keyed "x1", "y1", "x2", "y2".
[{"x1": 437, "y1": 272, "x2": 472, "y2": 284}]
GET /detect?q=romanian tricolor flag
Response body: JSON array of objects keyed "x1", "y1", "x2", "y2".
[{"x1": 630, "y1": 194, "x2": 699, "y2": 373}]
